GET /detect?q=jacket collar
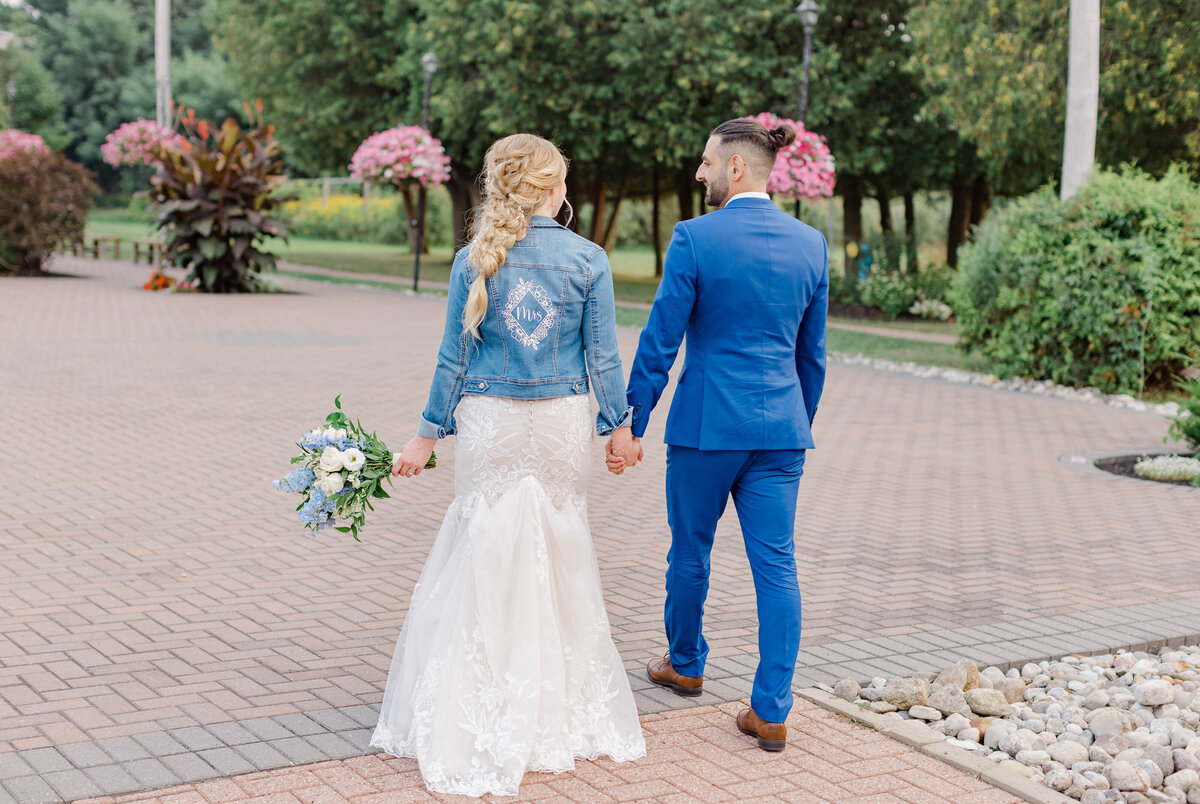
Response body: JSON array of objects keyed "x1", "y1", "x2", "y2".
[
  {"x1": 529, "y1": 215, "x2": 567, "y2": 229},
  {"x1": 722, "y1": 196, "x2": 777, "y2": 210}
]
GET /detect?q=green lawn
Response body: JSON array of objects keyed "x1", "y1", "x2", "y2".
[
  {"x1": 86, "y1": 212, "x2": 664, "y2": 300},
  {"x1": 829, "y1": 315, "x2": 958, "y2": 338},
  {"x1": 827, "y1": 328, "x2": 980, "y2": 370},
  {"x1": 84, "y1": 212, "x2": 973, "y2": 370}
]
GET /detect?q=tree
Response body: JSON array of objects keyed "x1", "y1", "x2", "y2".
[
  {"x1": 118, "y1": 50, "x2": 245, "y2": 127},
  {"x1": 213, "y1": 0, "x2": 418, "y2": 174},
  {"x1": 0, "y1": 45, "x2": 62, "y2": 141},
  {"x1": 36, "y1": 0, "x2": 142, "y2": 167},
  {"x1": 910, "y1": 0, "x2": 1200, "y2": 196},
  {"x1": 803, "y1": 2, "x2": 954, "y2": 278}
]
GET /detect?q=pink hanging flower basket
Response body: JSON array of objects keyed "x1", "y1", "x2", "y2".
[
  {"x1": 101, "y1": 119, "x2": 182, "y2": 167},
  {"x1": 745, "y1": 112, "x2": 836, "y2": 201},
  {"x1": 348, "y1": 126, "x2": 451, "y2": 189}
]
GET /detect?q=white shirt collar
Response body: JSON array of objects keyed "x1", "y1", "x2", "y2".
[{"x1": 726, "y1": 191, "x2": 771, "y2": 203}]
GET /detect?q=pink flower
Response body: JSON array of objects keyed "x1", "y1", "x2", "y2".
[
  {"x1": 101, "y1": 119, "x2": 182, "y2": 168},
  {"x1": 0, "y1": 129, "x2": 50, "y2": 160},
  {"x1": 745, "y1": 113, "x2": 837, "y2": 201},
  {"x1": 348, "y1": 126, "x2": 451, "y2": 188}
]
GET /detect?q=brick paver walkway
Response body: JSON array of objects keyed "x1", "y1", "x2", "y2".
[
  {"x1": 75, "y1": 700, "x2": 1020, "y2": 804},
  {"x1": 2, "y1": 257, "x2": 1197, "y2": 802}
]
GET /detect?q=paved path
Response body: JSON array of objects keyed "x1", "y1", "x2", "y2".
[
  {"x1": 2, "y1": 256, "x2": 1197, "y2": 802},
  {"x1": 73, "y1": 700, "x2": 1020, "y2": 804}
]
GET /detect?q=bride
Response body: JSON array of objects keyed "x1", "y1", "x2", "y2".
[{"x1": 373, "y1": 133, "x2": 647, "y2": 796}]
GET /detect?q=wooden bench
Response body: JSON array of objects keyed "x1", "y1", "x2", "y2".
[
  {"x1": 132, "y1": 237, "x2": 163, "y2": 265},
  {"x1": 83, "y1": 235, "x2": 122, "y2": 260}
]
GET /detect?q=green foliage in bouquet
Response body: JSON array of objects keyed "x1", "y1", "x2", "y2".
[
  {"x1": 275, "y1": 397, "x2": 435, "y2": 541},
  {"x1": 0, "y1": 149, "x2": 97, "y2": 275},
  {"x1": 149, "y1": 103, "x2": 296, "y2": 292}
]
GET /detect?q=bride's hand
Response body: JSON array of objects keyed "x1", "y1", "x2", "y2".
[
  {"x1": 393, "y1": 435, "x2": 436, "y2": 478},
  {"x1": 606, "y1": 427, "x2": 640, "y2": 474}
]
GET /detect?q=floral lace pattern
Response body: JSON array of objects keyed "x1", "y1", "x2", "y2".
[{"x1": 371, "y1": 395, "x2": 646, "y2": 797}]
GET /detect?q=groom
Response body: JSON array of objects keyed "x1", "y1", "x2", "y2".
[{"x1": 609, "y1": 118, "x2": 828, "y2": 751}]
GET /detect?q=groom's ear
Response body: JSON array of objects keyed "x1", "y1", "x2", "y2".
[{"x1": 728, "y1": 153, "x2": 747, "y2": 181}]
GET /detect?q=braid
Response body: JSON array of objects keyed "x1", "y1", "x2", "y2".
[{"x1": 462, "y1": 135, "x2": 568, "y2": 339}]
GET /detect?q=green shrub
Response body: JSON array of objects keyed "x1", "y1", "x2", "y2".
[
  {"x1": 1169, "y1": 376, "x2": 1200, "y2": 451},
  {"x1": 0, "y1": 149, "x2": 97, "y2": 274},
  {"x1": 861, "y1": 270, "x2": 918, "y2": 320},
  {"x1": 953, "y1": 166, "x2": 1200, "y2": 394},
  {"x1": 912, "y1": 263, "x2": 955, "y2": 303}
]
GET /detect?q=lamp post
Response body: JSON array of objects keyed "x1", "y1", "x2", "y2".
[
  {"x1": 796, "y1": 0, "x2": 819, "y2": 123},
  {"x1": 412, "y1": 50, "x2": 438, "y2": 292},
  {"x1": 154, "y1": 0, "x2": 171, "y2": 127}
]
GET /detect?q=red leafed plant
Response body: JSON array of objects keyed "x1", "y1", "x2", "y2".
[{"x1": 147, "y1": 103, "x2": 295, "y2": 293}]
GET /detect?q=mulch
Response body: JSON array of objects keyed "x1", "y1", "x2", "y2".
[{"x1": 1094, "y1": 453, "x2": 1198, "y2": 487}]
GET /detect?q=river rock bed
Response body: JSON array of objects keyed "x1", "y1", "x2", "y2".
[
  {"x1": 833, "y1": 353, "x2": 1182, "y2": 419},
  {"x1": 821, "y1": 646, "x2": 1200, "y2": 803}
]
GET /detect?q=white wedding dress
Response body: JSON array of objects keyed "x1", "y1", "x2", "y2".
[{"x1": 370, "y1": 394, "x2": 646, "y2": 797}]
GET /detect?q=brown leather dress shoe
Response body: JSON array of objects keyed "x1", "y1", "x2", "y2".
[
  {"x1": 646, "y1": 653, "x2": 703, "y2": 697},
  {"x1": 737, "y1": 707, "x2": 787, "y2": 751}
]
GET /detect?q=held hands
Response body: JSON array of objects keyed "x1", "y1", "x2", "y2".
[
  {"x1": 605, "y1": 427, "x2": 643, "y2": 475},
  {"x1": 392, "y1": 435, "x2": 436, "y2": 478}
]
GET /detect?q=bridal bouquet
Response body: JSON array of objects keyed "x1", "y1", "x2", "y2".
[{"x1": 274, "y1": 397, "x2": 435, "y2": 540}]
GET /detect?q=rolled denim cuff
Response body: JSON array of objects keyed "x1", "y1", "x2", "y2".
[
  {"x1": 416, "y1": 415, "x2": 452, "y2": 439},
  {"x1": 595, "y1": 405, "x2": 634, "y2": 437}
]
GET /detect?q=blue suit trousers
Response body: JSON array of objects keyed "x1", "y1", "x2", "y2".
[{"x1": 664, "y1": 446, "x2": 806, "y2": 723}]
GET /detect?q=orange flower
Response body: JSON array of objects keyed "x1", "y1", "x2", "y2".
[{"x1": 197, "y1": 121, "x2": 209, "y2": 140}]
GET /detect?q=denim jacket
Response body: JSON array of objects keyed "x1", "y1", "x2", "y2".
[{"x1": 418, "y1": 216, "x2": 633, "y2": 439}]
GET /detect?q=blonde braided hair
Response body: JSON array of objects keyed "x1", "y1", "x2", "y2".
[{"x1": 463, "y1": 134, "x2": 569, "y2": 339}]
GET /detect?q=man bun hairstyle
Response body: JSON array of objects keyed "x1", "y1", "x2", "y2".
[
  {"x1": 710, "y1": 118, "x2": 793, "y2": 176},
  {"x1": 767, "y1": 125, "x2": 797, "y2": 150}
]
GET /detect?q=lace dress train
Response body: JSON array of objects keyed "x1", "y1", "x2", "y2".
[{"x1": 370, "y1": 395, "x2": 646, "y2": 797}]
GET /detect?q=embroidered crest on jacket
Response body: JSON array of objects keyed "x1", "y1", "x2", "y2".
[{"x1": 503, "y1": 279, "x2": 556, "y2": 349}]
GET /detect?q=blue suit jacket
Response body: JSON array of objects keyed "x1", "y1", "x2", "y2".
[{"x1": 626, "y1": 196, "x2": 829, "y2": 450}]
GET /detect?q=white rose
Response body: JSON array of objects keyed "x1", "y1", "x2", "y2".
[
  {"x1": 342, "y1": 448, "x2": 366, "y2": 472},
  {"x1": 319, "y1": 473, "x2": 345, "y2": 495},
  {"x1": 319, "y1": 446, "x2": 344, "y2": 472}
]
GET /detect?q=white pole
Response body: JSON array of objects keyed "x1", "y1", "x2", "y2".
[
  {"x1": 155, "y1": 0, "x2": 171, "y2": 127},
  {"x1": 1060, "y1": 0, "x2": 1099, "y2": 201}
]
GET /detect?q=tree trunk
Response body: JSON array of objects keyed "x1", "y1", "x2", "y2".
[
  {"x1": 674, "y1": 167, "x2": 694, "y2": 221},
  {"x1": 1061, "y1": 0, "x2": 1100, "y2": 200},
  {"x1": 400, "y1": 186, "x2": 420, "y2": 255},
  {"x1": 877, "y1": 187, "x2": 893, "y2": 233},
  {"x1": 588, "y1": 174, "x2": 607, "y2": 244},
  {"x1": 969, "y1": 174, "x2": 991, "y2": 227},
  {"x1": 447, "y1": 164, "x2": 480, "y2": 249},
  {"x1": 564, "y1": 171, "x2": 582, "y2": 232},
  {"x1": 842, "y1": 174, "x2": 863, "y2": 283},
  {"x1": 903, "y1": 190, "x2": 918, "y2": 273},
  {"x1": 947, "y1": 175, "x2": 972, "y2": 267},
  {"x1": 602, "y1": 176, "x2": 628, "y2": 252},
  {"x1": 652, "y1": 165, "x2": 663, "y2": 277}
]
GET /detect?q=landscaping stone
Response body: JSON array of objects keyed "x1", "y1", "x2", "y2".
[{"x1": 840, "y1": 644, "x2": 1200, "y2": 802}]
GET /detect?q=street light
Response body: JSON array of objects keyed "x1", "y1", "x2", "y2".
[
  {"x1": 796, "y1": 0, "x2": 819, "y2": 124},
  {"x1": 412, "y1": 50, "x2": 438, "y2": 292},
  {"x1": 795, "y1": 1, "x2": 822, "y2": 223}
]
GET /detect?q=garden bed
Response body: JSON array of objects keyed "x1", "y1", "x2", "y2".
[{"x1": 1094, "y1": 453, "x2": 1198, "y2": 486}]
